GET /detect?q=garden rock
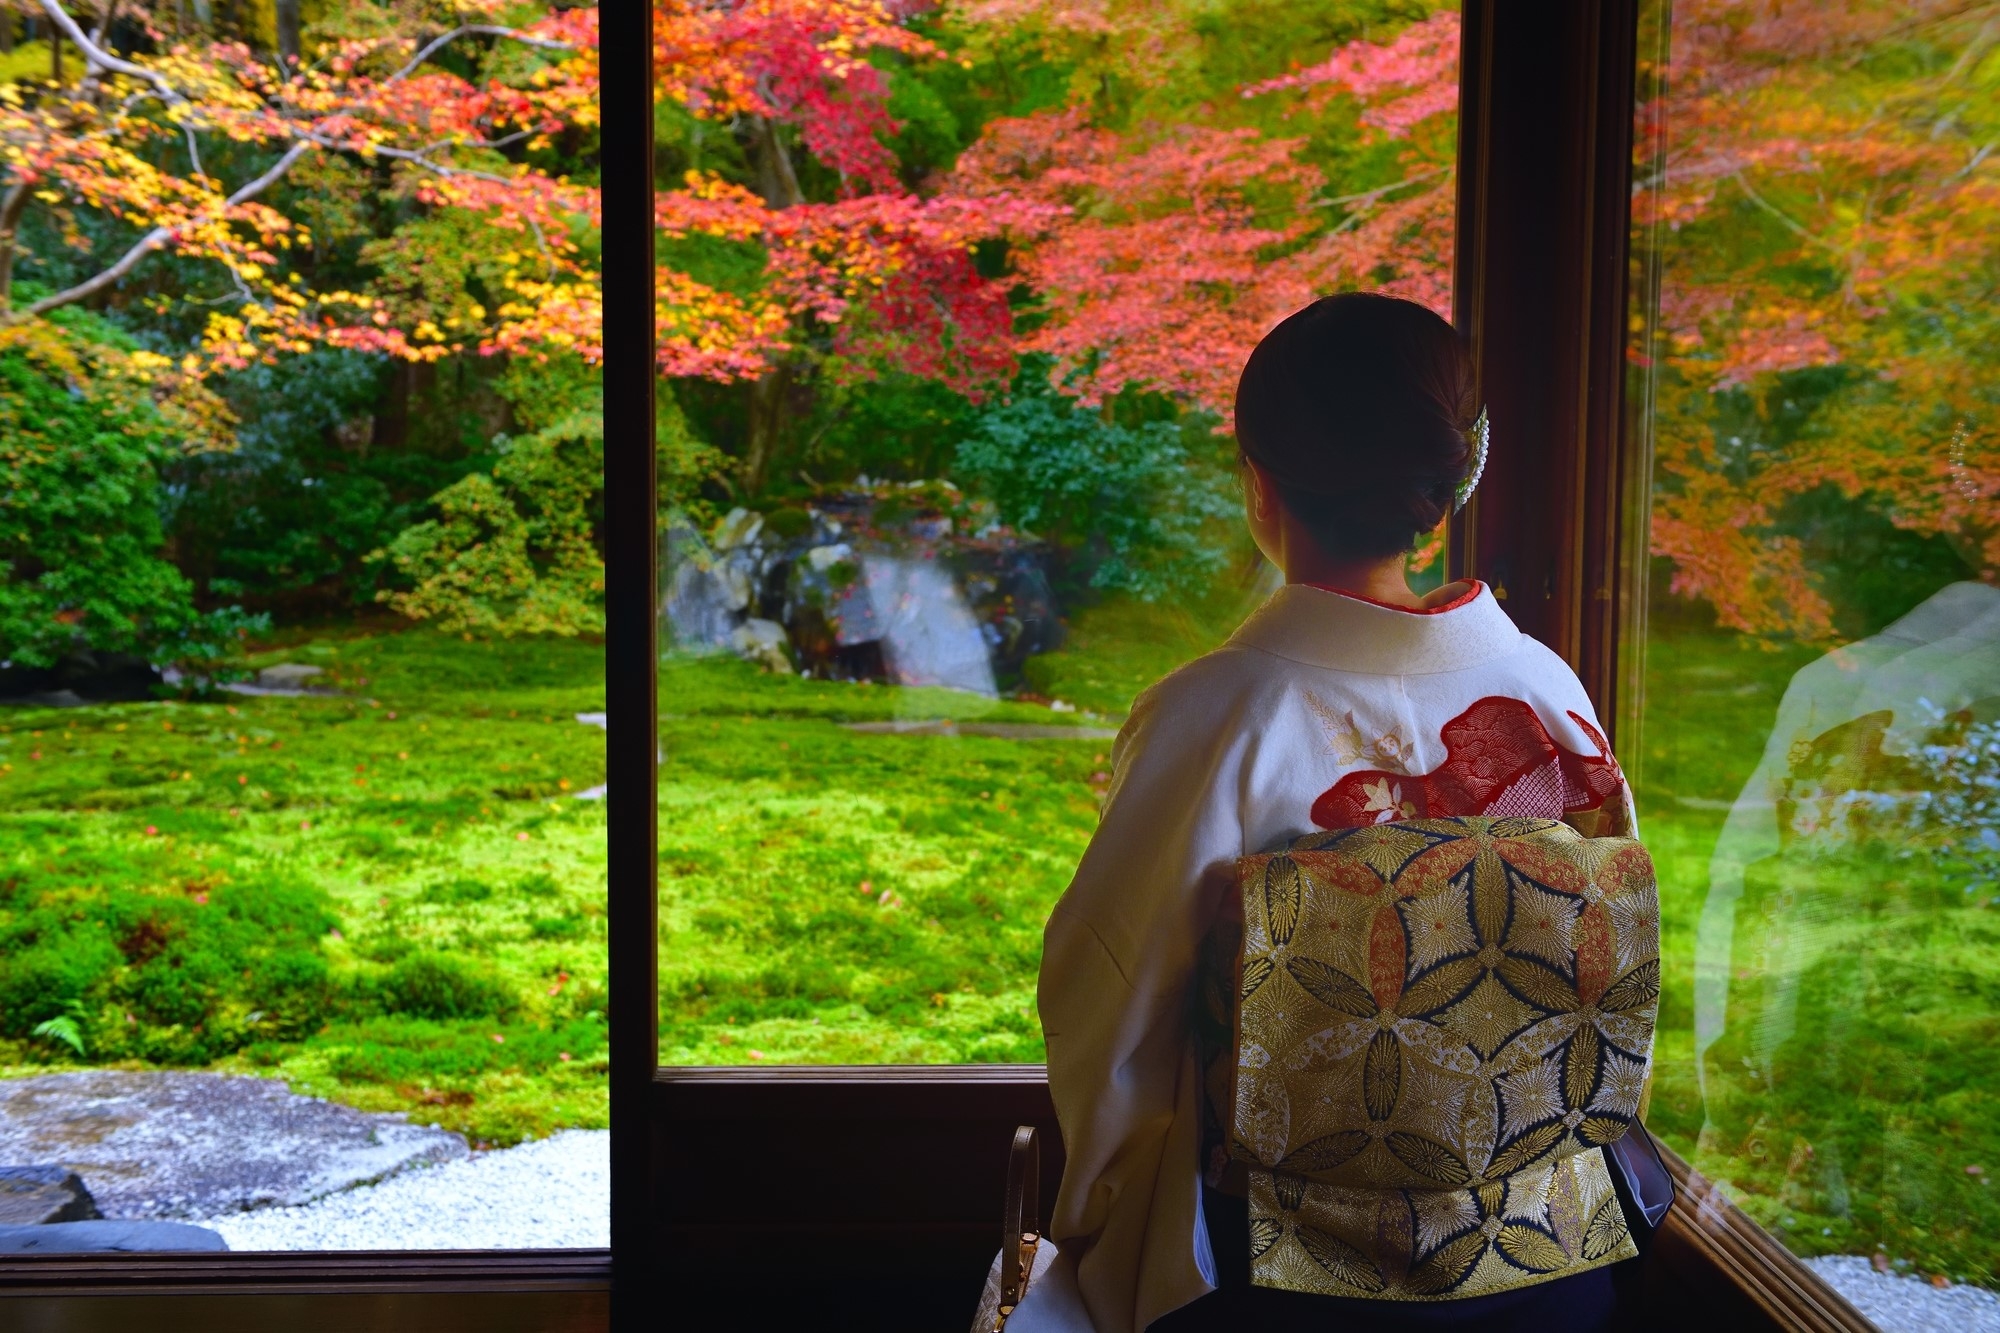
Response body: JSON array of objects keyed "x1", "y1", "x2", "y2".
[
  {"x1": 0, "y1": 1166, "x2": 101, "y2": 1225},
  {"x1": 712, "y1": 507, "x2": 764, "y2": 551},
  {"x1": 0, "y1": 1071, "x2": 468, "y2": 1219},
  {"x1": 255, "y1": 663, "x2": 328, "y2": 691},
  {"x1": 220, "y1": 662, "x2": 340, "y2": 697},
  {"x1": 0, "y1": 1221, "x2": 228, "y2": 1252},
  {"x1": 729, "y1": 618, "x2": 794, "y2": 674},
  {"x1": 662, "y1": 490, "x2": 1061, "y2": 692},
  {"x1": 0, "y1": 650, "x2": 159, "y2": 706}
]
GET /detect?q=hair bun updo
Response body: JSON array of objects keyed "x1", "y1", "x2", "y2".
[{"x1": 1233, "y1": 292, "x2": 1478, "y2": 561}]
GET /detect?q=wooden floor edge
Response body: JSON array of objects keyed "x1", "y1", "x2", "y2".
[
  {"x1": 1652, "y1": 1139, "x2": 1875, "y2": 1333},
  {"x1": 0, "y1": 1250, "x2": 613, "y2": 1295}
]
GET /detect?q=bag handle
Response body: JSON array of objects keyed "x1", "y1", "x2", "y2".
[{"x1": 997, "y1": 1125, "x2": 1041, "y2": 1323}]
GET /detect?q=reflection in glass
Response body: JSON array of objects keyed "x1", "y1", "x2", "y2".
[{"x1": 1629, "y1": 0, "x2": 2000, "y2": 1293}]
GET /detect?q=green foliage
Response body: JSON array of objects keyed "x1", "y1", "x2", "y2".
[
  {"x1": 164, "y1": 348, "x2": 496, "y2": 613},
  {"x1": 31, "y1": 1011, "x2": 87, "y2": 1059},
  {"x1": 658, "y1": 386, "x2": 727, "y2": 519},
  {"x1": 376, "y1": 358, "x2": 605, "y2": 635},
  {"x1": 0, "y1": 318, "x2": 262, "y2": 675},
  {"x1": 0, "y1": 853, "x2": 337, "y2": 1063},
  {"x1": 379, "y1": 952, "x2": 515, "y2": 1020},
  {"x1": 952, "y1": 371, "x2": 1239, "y2": 597},
  {"x1": 799, "y1": 371, "x2": 983, "y2": 488}
]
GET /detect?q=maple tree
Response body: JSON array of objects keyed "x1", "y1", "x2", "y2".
[
  {"x1": 0, "y1": 0, "x2": 601, "y2": 372},
  {"x1": 947, "y1": 6, "x2": 1457, "y2": 421},
  {"x1": 650, "y1": 0, "x2": 1056, "y2": 493},
  {"x1": 1633, "y1": 0, "x2": 2000, "y2": 639}
]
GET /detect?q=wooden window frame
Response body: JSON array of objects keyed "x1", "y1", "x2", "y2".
[
  {"x1": 647, "y1": 4, "x2": 1878, "y2": 1328},
  {"x1": 0, "y1": 0, "x2": 650, "y2": 1323},
  {"x1": 0, "y1": 3, "x2": 1877, "y2": 1330}
]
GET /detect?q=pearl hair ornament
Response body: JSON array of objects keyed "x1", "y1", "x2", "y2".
[{"x1": 1454, "y1": 407, "x2": 1490, "y2": 513}]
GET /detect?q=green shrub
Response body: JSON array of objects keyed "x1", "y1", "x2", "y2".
[
  {"x1": 379, "y1": 952, "x2": 515, "y2": 1020},
  {"x1": 528, "y1": 914, "x2": 586, "y2": 940},
  {"x1": 251, "y1": 950, "x2": 334, "y2": 1037},
  {"x1": 0, "y1": 861, "x2": 339, "y2": 1060},
  {"x1": 374, "y1": 356, "x2": 609, "y2": 636},
  {"x1": 161, "y1": 347, "x2": 470, "y2": 614},
  {"x1": 953, "y1": 368, "x2": 1238, "y2": 598},
  {"x1": 0, "y1": 317, "x2": 264, "y2": 674},
  {"x1": 0, "y1": 933, "x2": 121, "y2": 1036},
  {"x1": 422, "y1": 878, "x2": 494, "y2": 905},
  {"x1": 125, "y1": 942, "x2": 236, "y2": 1028}
]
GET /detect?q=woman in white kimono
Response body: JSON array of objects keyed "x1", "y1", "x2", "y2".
[{"x1": 1023, "y1": 295, "x2": 1637, "y2": 1333}]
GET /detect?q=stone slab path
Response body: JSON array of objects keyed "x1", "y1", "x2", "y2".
[{"x1": 0, "y1": 1071, "x2": 466, "y2": 1219}]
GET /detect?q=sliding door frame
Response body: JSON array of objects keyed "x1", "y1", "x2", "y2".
[
  {"x1": 0, "y1": 0, "x2": 656, "y2": 1324},
  {"x1": 0, "y1": 4, "x2": 1876, "y2": 1331},
  {"x1": 646, "y1": 5, "x2": 1866, "y2": 1331}
]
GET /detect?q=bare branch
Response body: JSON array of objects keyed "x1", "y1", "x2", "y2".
[
  {"x1": 16, "y1": 8, "x2": 579, "y2": 323},
  {"x1": 38, "y1": 0, "x2": 184, "y2": 104},
  {"x1": 391, "y1": 23, "x2": 575, "y2": 83},
  {"x1": 1311, "y1": 165, "x2": 1449, "y2": 211},
  {"x1": 23, "y1": 139, "x2": 312, "y2": 315},
  {"x1": 1730, "y1": 170, "x2": 1843, "y2": 255}
]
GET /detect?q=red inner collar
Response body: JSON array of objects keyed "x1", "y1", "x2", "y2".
[{"x1": 1308, "y1": 579, "x2": 1484, "y2": 615}]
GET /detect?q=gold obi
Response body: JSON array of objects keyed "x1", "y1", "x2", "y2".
[{"x1": 1198, "y1": 817, "x2": 1661, "y2": 1301}]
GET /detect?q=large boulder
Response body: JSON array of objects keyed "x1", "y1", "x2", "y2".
[
  {"x1": 663, "y1": 487, "x2": 1061, "y2": 694},
  {"x1": 0, "y1": 1071, "x2": 467, "y2": 1219},
  {"x1": 0, "y1": 1166, "x2": 100, "y2": 1225}
]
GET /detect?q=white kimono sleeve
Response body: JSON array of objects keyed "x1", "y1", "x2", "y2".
[{"x1": 1029, "y1": 673, "x2": 1253, "y2": 1333}]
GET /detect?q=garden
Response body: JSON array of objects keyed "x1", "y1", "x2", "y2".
[{"x1": 0, "y1": 0, "x2": 1996, "y2": 1290}]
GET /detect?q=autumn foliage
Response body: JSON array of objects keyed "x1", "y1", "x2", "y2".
[
  {"x1": 1634, "y1": 0, "x2": 2000, "y2": 638},
  {"x1": 648, "y1": 0, "x2": 1052, "y2": 397},
  {"x1": 0, "y1": 1, "x2": 600, "y2": 371},
  {"x1": 948, "y1": 6, "x2": 1457, "y2": 419}
]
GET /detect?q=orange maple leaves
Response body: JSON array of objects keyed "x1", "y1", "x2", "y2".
[
  {"x1": 0, "y1": 3, "x2": 600, "y2": 371},
  {"x1": 1636, "y1": 0, "x2": 2000, "y2": 637}
]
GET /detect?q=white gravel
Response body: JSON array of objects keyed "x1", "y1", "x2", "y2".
[
  {"x1": 1808, "y1": 1256, "x2": 2000, "y2": 1333},
  {"x1": 202, "y1": 1129, "x2": 607, "y2": 1251}
]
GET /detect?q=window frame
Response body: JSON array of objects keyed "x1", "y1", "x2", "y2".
[
  {"x1": 0, "y1": 0, "x2": 649, "y2": 1321},
  {"x1": 0, "y1": 2, "x2": 1879, "y2": 1329},
  {"x1": 645, "y1": 3, "x2": 1878, "y2": 1327}
]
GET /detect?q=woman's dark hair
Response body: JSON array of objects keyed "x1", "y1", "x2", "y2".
[{"x1": 1233, "y1": 292, "x2": 1477, "y2": 561}]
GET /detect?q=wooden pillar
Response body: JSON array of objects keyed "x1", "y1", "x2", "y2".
[
  {"x1": 1450, "y1": 0, "x2": 1643, "y2": 739},
  {"x1": 601, "y1": 0, "x2": 659, "y2": 1328}
]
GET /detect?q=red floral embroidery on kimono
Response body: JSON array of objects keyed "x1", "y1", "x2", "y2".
[{"x1": 1310, "y1": 695, "x2": 1626, "y2": 830}]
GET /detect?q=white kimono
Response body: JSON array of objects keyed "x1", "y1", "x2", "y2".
[{"x1": 1020, "y1": 582, "x2": 1633, "y2": 1333}]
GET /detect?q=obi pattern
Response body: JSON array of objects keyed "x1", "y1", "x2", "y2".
[{"x1": 1203, "y1": 816, "x2": 1660, "y2": 1301}]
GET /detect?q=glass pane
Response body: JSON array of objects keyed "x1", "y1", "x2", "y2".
[
  {"x1": 0, "y1": 4, "x2": 605, "y2": 1249},
  {"x1": 653, "y1": 4, "x2": 1460, "y2": 1064},
  {"x1": 1627, "y1": 0, "x2": 2000, "y2": 1307}
]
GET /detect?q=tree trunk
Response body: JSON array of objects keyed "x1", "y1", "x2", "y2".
[
  {"x1": 741, "y1": 361, "x2": 793, "y2": 496},
  {"x1": 736, "y1": 116, "x2": 805, "y2": 495},
  {"x1": 276, "y1": 0, "x2": 299, "y2": 67},
  {"x1": 1, "y1": 11, "x2": 13, "y2": 55},
  {"x1": 0, "y1": 181, "x2": 32, "y2": 307},
  {"x1": 752, "y1": 116, "x2": 804, "y2": 209}
]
